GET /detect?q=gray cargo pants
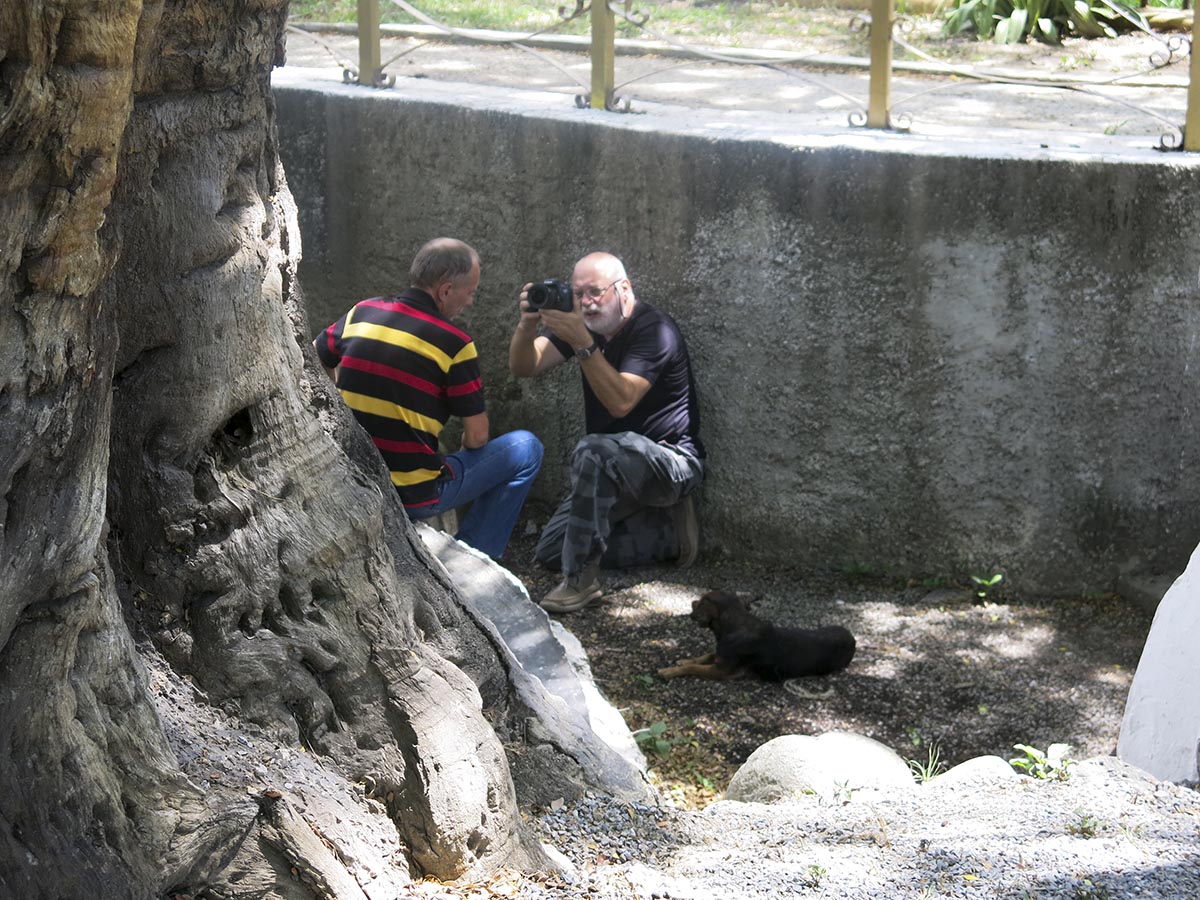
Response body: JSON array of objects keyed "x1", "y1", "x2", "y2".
[{"x1": 534, "y1": 431, "x2": 704, "y2": 577}]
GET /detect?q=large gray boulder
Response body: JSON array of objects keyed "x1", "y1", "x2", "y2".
[
  {"x1": 417, "y1": 525, "x2": 650, "y2": 806},
  {"x1": 725, "y1": 732, "x2": 914, "y2": 804},
  {"x1": 1118, "y1": 543, "x2": 1200, "y2": 783}
]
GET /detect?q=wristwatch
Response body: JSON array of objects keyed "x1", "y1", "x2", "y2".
[{"x1": 575, "y1": 340, "x2": 599, "y2": 361}]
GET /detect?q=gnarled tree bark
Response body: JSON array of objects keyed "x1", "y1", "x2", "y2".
[{"x1": 0, "y1": 3, "x2": 577, "y2": 896}]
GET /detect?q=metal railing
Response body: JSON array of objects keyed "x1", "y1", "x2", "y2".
[{"x1": 292, "y1": 0, "x2": 1200, "y2": 150}]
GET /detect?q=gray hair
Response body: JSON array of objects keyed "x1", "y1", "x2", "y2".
[{"x1": 410, "y1": 238, "x2": 480, "y2": 291}]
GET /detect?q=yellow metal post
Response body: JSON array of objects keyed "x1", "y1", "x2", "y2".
[
  {"x1": 1185, "y1": 8, "x2": 1200, "y2": 150},
  {"x1": 357, "y1": 0, "x2": 383, "y2": 87},
  {"x1": 867, "y1": 0, "x2": 894, "y2": 129},
  {"x1": 590, "y1": 0, "x2": 616, "y2": 110}
]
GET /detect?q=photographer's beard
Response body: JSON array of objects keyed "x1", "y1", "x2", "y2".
[{"x1": 583, "y1": 291, "x2": 632, "y2": 338}]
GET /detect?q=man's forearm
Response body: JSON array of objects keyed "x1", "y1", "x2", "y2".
[
  {"x1": 579, "y1": 354, "x2": 646, "y2": 420},
  {"x1": 509, "y1": 321, "x2": 540, "y2": 377}
]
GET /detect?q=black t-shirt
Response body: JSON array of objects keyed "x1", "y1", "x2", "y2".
[{"x1": 549, "y1": 302, "x2": 704, "y2": 459}]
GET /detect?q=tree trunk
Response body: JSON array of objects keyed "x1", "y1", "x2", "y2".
[{"x1": 1, "y1": 3, "x2": 555, "y2": 896}]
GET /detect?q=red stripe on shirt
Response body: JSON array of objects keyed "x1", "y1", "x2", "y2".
[
  {"x1": 339, "y1": 356, "x2": 442, "y2": 396},
  {"x1": 361, "y1": 297, "x2": 472, "y2": 343},
  {"x1": 446, "y1": 378, "x2": 482, "y2": 397},
  {"x1": 373, "y1": 437, "x2": 438, "y2": 454}
]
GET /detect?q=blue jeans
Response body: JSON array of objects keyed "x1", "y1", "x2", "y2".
[{"x1": 409, "y1": 429, "x2": 543, "y2": 560}]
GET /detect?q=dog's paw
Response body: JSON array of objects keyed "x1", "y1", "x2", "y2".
[{"x1": 657, "y1": 666, "x2": 682, "y2": 679}]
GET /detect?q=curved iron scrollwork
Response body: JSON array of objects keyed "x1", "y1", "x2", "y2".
[
  {"x1": 1156, "y1": 126, "x2": 1185, "y2": 152},
  {"x1": 848, "y1": 109, "x2": 911, "y2": 132},
  {"x1": 575, "y1": 93, "x2": 636, "y2": 113},
  {"x1": 368, "y1": 68, "x2": 397, "y2": 89},
  {"x1": 559, "y1": 1, "x2": 588, "y2": 22},
  {"x1": 1150, "y1": 34, "x2": 1189, "y2": 70},
  {"x1": 615, "y1": 3, "x2": 650, "y2": 28},
  {"x1": 341, "y1": 65, "x2": 396, "y2": 88}
]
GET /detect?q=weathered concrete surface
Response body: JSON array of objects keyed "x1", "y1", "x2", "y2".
[
  {"x1": 274, "y1": 70, "x2": 1200, "y2": 594},
  {"x1": 1118, "y1": 541, "x2": 1200, "y2": 783}
]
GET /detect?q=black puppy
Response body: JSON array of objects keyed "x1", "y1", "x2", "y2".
[{"x1": 658, "y1": 590, "x2": 856, "y2": 681}]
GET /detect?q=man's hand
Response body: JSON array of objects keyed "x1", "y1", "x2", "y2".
[
  {"x1": 461, "y1": 412, "x2": 489, "y2": 450},
  {"x1": 516, "y1": 283, "x2": 542, "y2": 328},
  {"x1": 510, "y1": 284, "x2": 568, "y2": 376},
  {"x1": 537, "y1": 297, "x2": 594, "y2": 353}
]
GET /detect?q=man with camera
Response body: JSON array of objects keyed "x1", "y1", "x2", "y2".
[
  {"x1": 314, "y1": 237, "x2": 543, "y2": 560},
  {"x1": 509, "y1": 251, "x2": 704, "y2": 612}
]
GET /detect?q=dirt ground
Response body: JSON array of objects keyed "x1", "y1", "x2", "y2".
[{"x1": 503, "y1": 501, "x2": 1156, "y2": 808}]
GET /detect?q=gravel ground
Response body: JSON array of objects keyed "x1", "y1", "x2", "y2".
[
  {"x1": 509, "y1": 758, "x2": 1200, "y2": 900},
  {"x1": 417, "y1": 502, "x2": 1200, "y2": 900}
]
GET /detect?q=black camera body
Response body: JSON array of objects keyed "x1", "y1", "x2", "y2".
[{"x1": 526, "y1": 279, "x2": 573, "y2": 313}]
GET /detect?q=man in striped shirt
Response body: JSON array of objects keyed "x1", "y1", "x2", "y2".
[{"x1": 314, "y1": 237, "x2": 542, "y2": 559}]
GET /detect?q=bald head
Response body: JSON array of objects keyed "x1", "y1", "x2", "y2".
[{"x1": 572, "y1": 252, "x2": 628, "y2": 286}]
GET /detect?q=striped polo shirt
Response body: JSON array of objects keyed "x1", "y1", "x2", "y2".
[{"x1": 315, "y1": 289, "x2": 486, "y2": 510}]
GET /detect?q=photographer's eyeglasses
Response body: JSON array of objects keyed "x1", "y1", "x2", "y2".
[{"x1": 573, "y1": 278, "x2": 621, "y2": 302}]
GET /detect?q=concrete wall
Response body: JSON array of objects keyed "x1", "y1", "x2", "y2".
[{"x1": 274, "y1": 71, "x2": 1200, "y2": 594}]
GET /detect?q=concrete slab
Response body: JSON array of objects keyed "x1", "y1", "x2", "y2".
[{"x1": 279, "y1": 24, "x2": 1189, "y2": 153}]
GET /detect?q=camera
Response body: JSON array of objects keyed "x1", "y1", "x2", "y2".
[{"x1": 526, "y1": 278, "x2": 573, "y2": 313}]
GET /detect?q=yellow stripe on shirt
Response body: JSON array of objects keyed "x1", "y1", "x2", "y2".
[
  {"x1": 342, "y1": 319, "x2": 457, "y2": 372},
  {"x1": 391, "y1": 467, "x2": 443, "y2": 487},
  {"x1": 451, "y1": 342, "x2": 479, "y2": 365},
  {"x1": 339, "y1": 389, "x2": 443, "y2": 437}
]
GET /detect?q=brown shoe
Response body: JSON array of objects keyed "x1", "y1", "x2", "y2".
[
  {"x1": 673, "y1": 494, "x2": 699, "y2": 568},
  {"x1": 541, "y1": 566, "x2": 602, "y2": 613}
]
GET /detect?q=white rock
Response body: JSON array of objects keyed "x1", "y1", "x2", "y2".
[
  {"x1": 1118, "y1": 542, "x2": 1200, "y2": 783},
  {"x1": 923, "y1": 754, "x2": 1018, "y2": 789},
  {"x1": 725, "y1": 732, "x2": 913, "y2": 804}
]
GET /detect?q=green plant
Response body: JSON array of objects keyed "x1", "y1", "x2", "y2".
[
  {"x1": 632, "y1": 673, "x2": 656, "y2": 690},
  {"x1": 907, "y1": 742, "x2": 948, "y2": 783},
  {"x1": 804, "y1": 864, "x2": 827, "y2": 888},
  {"x1": 842, "y1": 562, "x2": 877, "y2": 580},
  {"x1": 831, "y1": 780, "x2": 856, "y2": 804},
  {"x1": 941, "y1": 0, "x2": 1148, "y2": 45},
  {"x1": 1073, "y1": 877, "x2": 1113, "y2": 900},
  {"x1": 1068, "y1": 810, "x2": 1102, "y2": 837},
  {"x1": 1010, "y1": 742, "x2": 1075, "y2": 780},
  {"x1": 971, "y1": 572, "x2": 1004, "y2": 600},
  {"x1": 634, "y1": 721, "x2": 673, "y2": 757}
]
